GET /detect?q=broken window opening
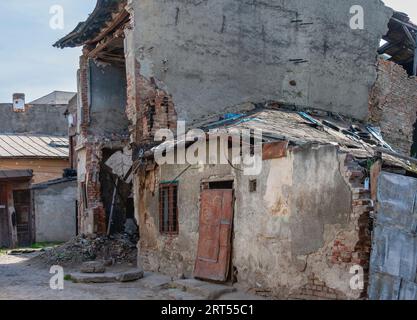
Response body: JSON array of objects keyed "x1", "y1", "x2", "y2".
[
  {"x1": 159, "y1": 183, "x2": 178, "y2": 235},
  {"x1": 249, "y1": 179, "x2": 257, "y2": 192},
  {"x1": 202, "y1": 180, "x2": 234, "y2": 190}
]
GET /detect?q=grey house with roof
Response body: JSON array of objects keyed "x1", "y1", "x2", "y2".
[{"x1": 0, "y1": 91, "x2": 77, "y2": 248}]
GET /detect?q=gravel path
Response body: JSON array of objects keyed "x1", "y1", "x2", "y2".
[
  {"x1": 0, "y1": 253, "x2": 260, "y2": 300},
  {"x1": 0, "y1": 253, "x2": 178, "y2": 300}
]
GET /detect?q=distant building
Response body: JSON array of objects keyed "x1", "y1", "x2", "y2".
[
  {"x1": 29, "y1": 91, "x2": 77, "y2": 106},
  {"x1": 0, "y1": 91, "x2": 77, "y2": 248}
]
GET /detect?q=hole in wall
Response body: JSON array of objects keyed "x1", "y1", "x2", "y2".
[{"x1": 249, "y1": 179, "x2": 257, "y2": 192}]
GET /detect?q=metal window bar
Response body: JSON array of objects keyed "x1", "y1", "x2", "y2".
[{"x1": 159, "y1": 184, "x2": 178, "y2": 235}]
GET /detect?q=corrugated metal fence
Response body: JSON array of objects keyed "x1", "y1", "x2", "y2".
[{"x1": 368, "y1": 172, "x2": 417, "y2": 300}]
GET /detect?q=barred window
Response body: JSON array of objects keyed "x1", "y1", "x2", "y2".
[{"x1": 159, "y1": 183, "x2": 178, "y2": 234}]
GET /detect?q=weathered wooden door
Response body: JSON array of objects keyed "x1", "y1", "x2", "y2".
[
  {"x1": 194, "y1": 189, "x2": 234, "y2": 282},
  {"x1": 0, "y1": 184, "x2": 10, "y2": 248},
  {"x1": 13, "y1": 190, "x2": 31, "y2": 247}
]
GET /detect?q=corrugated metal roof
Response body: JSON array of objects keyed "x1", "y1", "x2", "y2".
[
  {"x1": 0, "y1": 169, "x2": 33, "y2": 180},
  {"x1": 152, "y1": 107, "x2": 415, "y2": 173},
  {"x1": 0, "y1": 133, "x2": 69, "y2": 159},
  {"x1": 31, "y1": 176, "x2": 76, "y2": 190}
]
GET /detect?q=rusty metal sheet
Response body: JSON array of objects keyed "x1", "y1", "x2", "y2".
[
  {"x1": 194, "y1": 189, "x2": 233, "y2": 282},
  {"x1": 262, "y1": 141, "x2": 288, "y2": 160},
  {"x1": 0, "y1": 170, "x2": 33, "y2": 181}
]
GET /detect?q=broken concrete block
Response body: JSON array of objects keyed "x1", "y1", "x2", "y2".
[
  {"x1": 116, "y1": 269, "x2": 144, "y2": 282},
  {"x1": 80, "y1": 261, "x2": 106, "y2": 274},
  {"x1": 105, "y1": 147, "x2": 133, "y2": 181}
]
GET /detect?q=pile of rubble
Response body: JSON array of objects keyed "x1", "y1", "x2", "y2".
[{"x1": 32, "y1": 232, "x2": 138, "y2": 267}]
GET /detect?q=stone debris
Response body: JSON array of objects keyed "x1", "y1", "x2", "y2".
[
  {"x1": 32, "y1": 233, "x2": 138, "y2": 267},
  {"x1": 80, "y1": 261, "x2": 106, "y2": 274}
]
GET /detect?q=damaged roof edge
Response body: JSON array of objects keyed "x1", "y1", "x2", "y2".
[{"x1": 53, "y1": 0, "x2": 122, "y2": 49}]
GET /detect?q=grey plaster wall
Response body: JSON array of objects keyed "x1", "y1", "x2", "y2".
[
  {"x1": 130, "y1": 0, "x2": 392, "y2": 122},
  {"x1": 0, "y1": 103, "x2": 68, "y2": 135},
  {"x1": 233, "y1": 144, "x2": 354, "y2": 298},
  {"x1": 33, "y1": 180, "x2": 77, "y2": 243},
  {"x1": 89, "y1": 60, "x2": 129, "y2": 137}
]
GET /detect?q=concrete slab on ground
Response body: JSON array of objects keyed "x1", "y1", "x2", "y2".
[
  {"x1": 70, "y1": 268, "x2": 143, "y2": 284},
  {"x1": 218, "y1": 291, "x2": 266, "y2": 300},
  {"x1": 140, "y1": 272, "x2": 172, "y2": 290},
  {"x1": 165, "y1": 288, "x2": 206, "y2": 300},
  {"x1": 173, "y1": 279, "x2": 236, "y2": 300}
]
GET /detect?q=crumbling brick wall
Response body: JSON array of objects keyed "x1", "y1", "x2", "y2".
[
  {"x1": 79, "y1": 53, "x2": 90, "y2": 137},
  {"x1": 76, "y1": 49, "x2": 132, "y2": 235},
  {"x1": 369, "y1": 59, "x2": 417, "y2": 155},
  {"x1": 125, "y1": 59, "x2": 177, "y2": 148},
  {"x1": 79, "y1": 143, "x2": 106, "y2": 235}
]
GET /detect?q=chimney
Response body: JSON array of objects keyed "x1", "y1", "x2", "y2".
[{"x1": 13, "y1": 93, "x2": 25, "y2": 112}]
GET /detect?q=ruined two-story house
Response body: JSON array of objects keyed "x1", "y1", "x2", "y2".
[{"x1": 54, "y1": 0, "x2": 417, "y2": 299}]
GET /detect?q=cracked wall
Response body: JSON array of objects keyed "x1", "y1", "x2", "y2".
[
  {"x1": 136, "y1": 143, "x2": 372, "y2": 299},
  {"x1": 128, "y1": 0, "x2": 392, "y2": 123}
]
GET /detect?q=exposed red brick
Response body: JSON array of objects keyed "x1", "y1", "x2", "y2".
[{"x1": 369, "y1": 59, "x2": 417, "y2": 155}]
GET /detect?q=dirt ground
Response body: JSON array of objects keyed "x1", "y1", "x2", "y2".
[{"x1": 0, "y1": 253, "x2": 261, "y2": 300}]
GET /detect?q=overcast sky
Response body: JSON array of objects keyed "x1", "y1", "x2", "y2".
[
  {"x1": 0, "y1": 1, "x2": 416, "y2": 103},
  {"x1": 383, "y1": 0, "x2": 417, "y2": 22}
]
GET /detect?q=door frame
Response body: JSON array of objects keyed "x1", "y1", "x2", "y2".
[
  {"x1": 0, "y1": 183, "x2": 11, "y2": 248},
  {"x1": 13, "y1": 189, "x2": 32, "y2": 247},
  {"x1": 194, "y1": 180, "x2": 235, "y2": 282}
]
